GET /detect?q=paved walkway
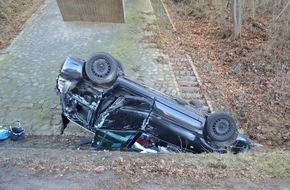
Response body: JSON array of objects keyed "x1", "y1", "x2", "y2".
[{"x1": 0, "y1": 0, "x2": 180, "y2": 135}]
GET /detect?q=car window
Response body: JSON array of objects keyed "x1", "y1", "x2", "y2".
[{"x1": 93, "y1": 130, "x2": 138, "y2": 150}]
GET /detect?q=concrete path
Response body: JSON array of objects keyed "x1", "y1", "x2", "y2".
[{"x1": 0, "y1": 0, "x2": 179, "y2": 135}]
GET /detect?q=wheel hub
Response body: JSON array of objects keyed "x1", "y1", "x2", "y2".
[
  {"x1": 92, "y1": 59, "x2": 111, "y2": 77},
  {"x1": 213, "y1": 119, "x2": 230, "y2": 136}
]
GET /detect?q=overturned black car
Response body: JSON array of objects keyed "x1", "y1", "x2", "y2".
[{"x1": 55, "y1": 52, "x2": 252, "y2": 153}]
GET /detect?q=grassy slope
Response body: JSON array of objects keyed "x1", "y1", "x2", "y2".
[
  {"x1": 0, "y1": 0, "x2": 45, "y2": 49},
  {"x1": 0, "y1": 136, "x2": 289, "y2": 179}
]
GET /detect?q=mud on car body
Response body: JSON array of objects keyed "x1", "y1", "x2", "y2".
[{"x1": 55, "y1": 52, "x2": 252, "y2": 153}]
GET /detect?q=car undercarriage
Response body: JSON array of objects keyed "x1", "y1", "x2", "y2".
[{"x1": 55, "y1": 52, "x2": 252, "y2": 153}]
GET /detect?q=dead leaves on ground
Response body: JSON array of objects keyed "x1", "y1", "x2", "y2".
[{"x1": 163, "y1": 2, "x2": 289, "y2": 147}]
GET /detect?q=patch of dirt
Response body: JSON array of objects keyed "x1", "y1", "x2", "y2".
[
  {"x1": 160, "y1": 0, "x2": 289, "y2": 148},
  {"x1": 1, "y1": 163, "x2": 289, "y2": 190}
]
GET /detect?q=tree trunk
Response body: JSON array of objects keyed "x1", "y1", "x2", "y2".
[
  {"x1": 222, "y1": 0, "x2": 227, "y2": 29},
  {"x1": 237, "y1": 0, "x2": 242, "y2": 35},
  {"x1": 208, "y1": 0, "x2": 213, "y2": 6},
  {"x1": 251, "y1": 0, "x2": 256, "y2": 19},
  {"x1": 230, "y1": 0, "x2": 242, "y2": 40}
]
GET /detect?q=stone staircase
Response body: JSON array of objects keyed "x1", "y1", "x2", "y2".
[
  {"x1": 150, "y1": 0, "x2": 213, "y2": 113},
  {"x1": 169, "y1": 54, "x2": 212, "y2": 113}
]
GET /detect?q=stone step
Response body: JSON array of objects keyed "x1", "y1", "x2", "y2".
[
  {"x1": 173, "y1": 70, "x2": 196, "y2": 76},
  {"x1": 172, "y1": 65, "x2": 193, "y2": 71},
  {"x1": 176, "y1": 76, "x2": 199, "y2": 87},
  {"x1": 178, "y1": 81, "x2": 199, "y2": 87},
  {"x1": 179, "y1": 87, "x2": 201, "y2": 94},
  {"x1": 173, "y1": 59, "x2": 189, "y2": 66},
  {"x1": 176, "y1": 76, "x2": 197, "y2": 82},
  {"x1": 182, "y1": 92, "x2": 203, "y2": 99}
]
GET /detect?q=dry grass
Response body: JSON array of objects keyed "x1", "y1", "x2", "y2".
[
  {"x1": 0, "y1": 136, "x2": 288, "y2": 188},
  {"x1": 0, "y1": 147, "x2": 289, "y2": 180},
  {"x1": 0, "y1": 0, "x2": 44, "y2": 49}
]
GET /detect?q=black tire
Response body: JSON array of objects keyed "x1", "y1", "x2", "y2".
[
  {"x1": 115, "y1": 59, "x2": 124, "y2": 72},
  {"x1": 85, "y1": 52, "x2": 117, "y2": 85},
  {"x1": 205, "y1": 112, "x2": 238, "y2": 146}
]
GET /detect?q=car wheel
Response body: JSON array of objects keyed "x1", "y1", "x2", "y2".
[
  {"x1": 205, "y1": 112, "x2": 238, "y2": 147},
  {"x1": 85, "y1": 52, "x2": 117, "y2": 85}
]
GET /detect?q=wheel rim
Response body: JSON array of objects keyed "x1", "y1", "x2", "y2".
[
  {"x1": 92, "y1": 58, "x2": 111, "y2": 78},
  {"x1": 212, "y1": 119, "x2": 231, "y2": 136}
]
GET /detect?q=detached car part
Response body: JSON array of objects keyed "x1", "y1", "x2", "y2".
[{"x1": 55, "y1": 52, "x2": 252, "y2": 153}]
